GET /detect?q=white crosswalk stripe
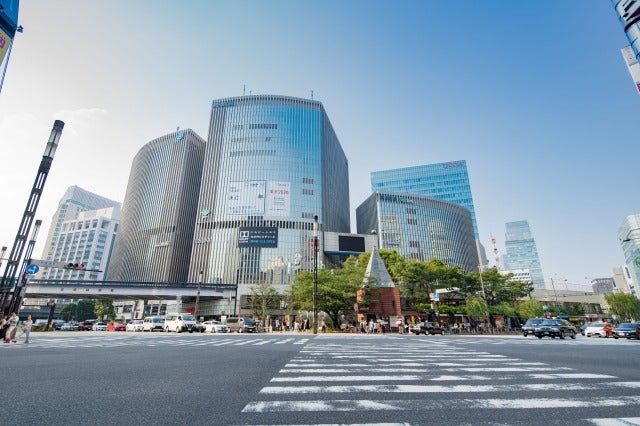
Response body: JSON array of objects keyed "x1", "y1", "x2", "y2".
[{"x1": 240, "y1": 339, "x2": 640, "y2": 425}]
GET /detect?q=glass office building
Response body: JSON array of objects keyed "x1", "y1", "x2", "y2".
[
  {"x1": 618, "y1": 214, "x2": 640, "y2": 293},
  {"x1": 370, "y1": 161, "x2": 480, "y2": 239},
  {"x1": 356, "y1": 191, "x2": 478, "y2": 272},
  {"x1": 108, "y1": 129, "x2": 205, "y2": 283},
  {"x1": 188, "y1": 95, "x2": 349, "y2": 306},
  {"x1": 503, "y1": 220, "x2": 545, "y2": 289}
]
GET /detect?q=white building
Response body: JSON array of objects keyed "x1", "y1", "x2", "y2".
[
  {"x1": 612, "y1": 265, "x2": 636, "y2": 296},
  {"x1": 500, "y1": 269, "x2": 533, "y2": 284},
  {"x1": 44, "y1": 207, "x2": 121, "y2": 281}
]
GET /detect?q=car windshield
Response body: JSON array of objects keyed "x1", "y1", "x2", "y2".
[
  {"x1": 526, "y1": 319, "x2": 543, "y2": 325},
  {"x1": 182, "y1": 315, "x2": 195, "y2": 321},
  {"x1": 541, "y1": 320, "x2": 561, "y2": 326},
  {"x1": 243, "y1": 318, "x2": 256, "y2": 325},
  {"x1": 617, "y1": 323, "x2": 636, "y2": 329}
]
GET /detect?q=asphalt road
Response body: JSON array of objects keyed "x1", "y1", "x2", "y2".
[{"x1": 2, "y1": 331, "x2": 639, "y2": 425}]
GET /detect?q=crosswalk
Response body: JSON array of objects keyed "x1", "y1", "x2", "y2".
[
  {"x1": 0, "y1": 335, "x2": 311, "y2": 348},
  {"x1": 240, "y1": 338, "x2": 640, "y2": 425}
]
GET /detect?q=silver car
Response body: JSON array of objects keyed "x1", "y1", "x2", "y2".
[{"x1": 203, "y1": 320, "x2": 229, "y2": 333}]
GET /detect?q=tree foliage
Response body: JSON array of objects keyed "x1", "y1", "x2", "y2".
[
  {"x1": 60, "y1": 302, "x2": 77, "y2": 322},
  {"x1": 465, "y1": 296, "x2": 488, "y2": 318},
  {"x1": 604, "y1": 293, "x2": 640, "y2": 322},
  {"x1": 516, "y1": 297, "x2": 544, "y2": 319},
  {"x1": 248, "y1": 281, "x2": 280, "y2": 321},
  {"x1": 76, "y1": 299, "x2": 95, "y2": 321},
  {"x1": 94, "y1": 300, "x2": 115, "y2": 321},
  {"x1": 290, "y1": 256, "x2": 367, "y2": 329}
]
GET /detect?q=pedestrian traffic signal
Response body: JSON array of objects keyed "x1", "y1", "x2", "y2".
[{"x1": 65, "y1": 263, "x2": 84, "y2": 270}]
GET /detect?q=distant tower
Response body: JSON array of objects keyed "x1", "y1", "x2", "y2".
[{"x1": 491, "y1": 234, "x2": 501, "y2": 270}]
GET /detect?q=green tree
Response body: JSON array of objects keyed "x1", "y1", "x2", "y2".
[
  {"x1": 94, "y1": 300, "x2": 115, "y2": 321},
  {"x1": 516, "y1": 297, "x2": 544, "y2": 319},
  {"x1": 472, "y1": 269, "x2": 532, "y2": 306},
  {"x1": 290, "y1": 256, "x2": 366, "y2": 329},
  {"x1": 464, "y1": 296, "x2": 488, "y2": 319},
  {"x1": 248, "y1": 281, "x2": 280, "y2": 322},
  {"x1": 60, "y1": 302, "x2": 77, "y2": 322},
  {"x1": 76, "y1": 299, "x2": 95, "y2": 321},
  {"x1": 604, "y1": 293, "x2": 640, "y2": 322}
]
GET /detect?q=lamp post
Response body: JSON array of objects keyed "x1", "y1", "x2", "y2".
[
  {"x1": 194, "y1": 270, "x2": 203, "y2": 317},
  {"x1": 313, "y1": 215, "x2": 319, "y2": 335}
]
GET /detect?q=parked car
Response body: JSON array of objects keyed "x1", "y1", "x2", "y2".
[
  {"x1": 631, "y1": 323, "x2": 640, "y2": 340},
  {"x1": 225, "y1": 317, "x2": 257, "y2": 333},
  {"x1": 202, "y1": 320, "x2": 230, "y2": 333},
  {"x1": 93, "y1": 322, "x2": 108, "y2": 331},
  {"x1": 77, "y1": 321, "x2": 95, "y2": 331},
  {"x1": 410, "y1": 321, "x2": 445, "y2": 335},
  {"x1": 612, "y1": 322, "x2": 639, "y2": 339},
  {"x1": 584, "y1": 322, "x2": 613, "y2": 338},
  {"x1": 126, "y1": 320, "x2": 144, "y2": 332},
  {"x1": 142, "y1": 316, "x2": 165, "y2": 332},
  {"x1": 60, "y1": 322, "x2": 79, "y2": 331},
  {"x1": 534, "y1": 319, "x2": 577, "y2": 339},
  {"x1": 164, "y1": 313, "x2": 197, "y2": 333},
  {"x1": 52, "y1": 320, "x2": 65, "y2": 330},
  {"x1": 108, "y1": 322, "x2": 126, "y2": 331},
  {"x1": 580, "y1": 322, "x2": 593, "y2": 336},
  {"x1": 522, "y1": 318, "x2": 545, "y2": 337}
]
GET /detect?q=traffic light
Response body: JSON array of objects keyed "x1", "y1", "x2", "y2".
[{"x1": 65, "y1": 263, "x2": 85, "y2": 270}]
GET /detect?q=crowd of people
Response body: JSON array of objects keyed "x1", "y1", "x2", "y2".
[{"x1": 0, "y1": 312, "x2": 32, "y2": 343}]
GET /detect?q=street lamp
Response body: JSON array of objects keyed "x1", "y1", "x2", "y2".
[
  {"x1": 194, "y1": 270, "x2": 203, "y2": 317},
  {"x1": 313, "y1": 215, "x2": 319, "y2": 335}
]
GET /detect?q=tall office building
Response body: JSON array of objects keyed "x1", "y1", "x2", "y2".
[
  {"x1": 108, "y1": 129, "x2": 205, "y2": 283},
  {"x1": 356, "y1": 191, "x2": 478, "y2": 272},
  {"x1": 503, "y1": 220, "x2": 545, "y2": 289},
  {"x1": 618, "y1": 214, "x2": 640, "y2": 295},
  {"x1": 612, "y1": 265, "x2": 636, "y2": 295},
  {"x1": 39, "y1": 186, "x2": 121, "y2": 278},
  {"x1": 612, "y1": 0, "x2": 640, "y2": 93},
  {"x1": 43, "y1": 206, "x2": 120, "y2": 281},
  {"x1": 188, "y1": 95, "x2": 350, "y2": 312},
  {"x1": 371, "y1": 161, "x2": 480, "y2": 238}
]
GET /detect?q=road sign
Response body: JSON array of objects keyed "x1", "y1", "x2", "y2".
[
  {"x1": 25, "y1": 264, "x2": 40, "y2": 275},
  {"x1": 30, "y1": 259, "x2": 67, "y2": 268}
]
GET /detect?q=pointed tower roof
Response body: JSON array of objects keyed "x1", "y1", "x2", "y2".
[{"x1": 364, "y1": 248, "x2": 396, "y2": 288}]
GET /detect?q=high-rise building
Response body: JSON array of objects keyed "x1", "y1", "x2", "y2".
[
  {"x1": 618, "y1": 214, "x2": 640, "y2": 295},
  {"x1": 612, "y1": 0, "x2": 640, "y2": 93},
  {"x1": 356, "y1": 191, "x2": 478, "y2": 272},
  {"x1": 612, "y1": 265, "x2": 636, "y2": 295},
  {"x1": 43, "y1": 207, "x2": 120, "y2": 281},
  {"x1": 188, "y1": 95, "x2": 350, "y2": 313},
  {"x1": 371, "y1": 161, "x2": 480, "y2": 238},
  {"x1": 370, "y1": 160, "x2": 487, "y2": 265},
  {"x1": 39, "y1": 185, "x2": 121, "y2": 278},
  {"x1": 107, "y1": 129, "x2": 205, "y2": 282},
  {"x1": 503, "y1": 220, "x2": 545, "y2": 289}
]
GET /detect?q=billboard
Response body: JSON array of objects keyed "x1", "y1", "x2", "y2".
[
  {"x1": 622, "y1": 46, "x2": 640, "y2": 95},
  {"x1": 0, "y1": 26, "x2": 10, "y2": 65},
  {"x1": 266, "y1": 181, "x2": 290, "y2": 217},
  {"x1": 238, "y1": 227, "x2": 278, "y2": 248},
  {"x1": 226, "y1": 180, "x2": 265, "y2": 215}
]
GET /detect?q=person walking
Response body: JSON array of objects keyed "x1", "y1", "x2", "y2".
[
  {"x1": 18, "y1": 314, "x2": 33, "y2": 344},
  {"x1": 4, "y1": 312, "x2": 19, "y2": 343},
  {"x1": 0, "y1": 315, "x2": 7, "y2": 341}
]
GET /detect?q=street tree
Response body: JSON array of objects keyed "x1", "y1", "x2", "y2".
[
  {"x1": 604, "y1": 293, "x2": 640, "y2": 322},
  {"x1": 94, "y1": 300, "x2": 115, "y2": 321},
  {"x1": 60, "y1": 302, "x2": 77, "y2": 322},
  {"x1": 473, "y1": 269, "x2": 532, "y2": 306},
  {"x1": 248, "y1": 281, "x2": 280, "y2": 323},
  {"x1": 464, "y1": 296, "x2": 488, "y2": 320},
  {"x1": 76, "y1": 299, "x2": 95, "y2": 321},
  {"x1": 516, "y1": 297, "x2": 544, "y2": 319}
]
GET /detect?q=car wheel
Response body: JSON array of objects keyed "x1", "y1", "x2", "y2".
[
  {"x1": 614, "y1": 336, "x2": 619, "y2": 339},
  {"x1": 212, "y1": 328, "x2": 216, "y2": 333},
  {"x1": 238, "y1": 328, "x2": 243, "y2": 333},
  {"x1": 551, "y1": 335, "x2": 555, "y2": 339},
  {"x1": 559, "y1": 331, "x2": 565, "y2": 339},
  {"x1": 424, "y1": 330, "x2": 429, "y2": 335},
  {"x1": 523, "y1": 332, "x2": 528, "y2": 337},
  {"x1": 537, "y1": 335, "x2": 543, "y2": 339},
  {"x1": 176, "y1": 327, "x2": 181, "y2": 333},
  {"x1": 570, "y1": 331, "x2": 576, "y2": 339},
  {"x1": 165, "y1": 326, "x2": 169, "y2": 332}
]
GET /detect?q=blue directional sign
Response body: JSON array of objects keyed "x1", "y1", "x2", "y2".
[{"x1": 25, "y1": 264, "x2": 39, "y2": 275}]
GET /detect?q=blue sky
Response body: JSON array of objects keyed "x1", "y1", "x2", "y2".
[{"x1": 0, "y1": 1, "x2": 637, "y2": 288}]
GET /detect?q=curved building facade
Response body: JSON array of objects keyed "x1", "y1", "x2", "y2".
[
  {"x1": 356, "y1": 191, "x2": 478, "y2": 272},
  {"x1": 108, "y1": 129, "x2": 205, "y2": 282},
  {"x1": 188, "y1": 95, "x2": 349, "y2": 301}
]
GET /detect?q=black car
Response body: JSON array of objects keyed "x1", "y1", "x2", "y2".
[
  {"x1": 522, "y1": 318, "x2": 545, "y2": 337},
  {"x1": 613, "y1": 322, "x2": 640, "y2": 339},
  {"x1": 534, "y1": 319, "x2": 577, "y2": 339},
  {"x1": 411, "y1": 321, "x2": 445, "y2": 335}
]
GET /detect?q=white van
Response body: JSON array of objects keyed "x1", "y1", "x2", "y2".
[
  {"x1": 164, "y1": 313, "x2": 197, "y2": 333},
  {"x1": 142, "y1": 316, "x2": 165, "y2": 332}
]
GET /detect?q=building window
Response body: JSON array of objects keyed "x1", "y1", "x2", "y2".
[
  {"x1": 407, "y1": 208, "x2": 417, "y2": 215},
  {"x1": 302, "y1": 177, "x2": 314, "y2": 184},
  {"x1": 302, "y1": 188, "x2": 314, "y2": 195},
  {"x1": 407, "y1": 218, "x2": 418, "y2": 225}
]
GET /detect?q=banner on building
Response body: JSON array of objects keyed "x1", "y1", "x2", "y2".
[
  {"x1": 226, "y1": 180, "x2": 265, "y2": 215},
  {"x1": 266, "y1": 181, "x2": 290, "y2": 217},
  {"x1": 238, "y1": 226, "x2": 278, "y2": 248}
]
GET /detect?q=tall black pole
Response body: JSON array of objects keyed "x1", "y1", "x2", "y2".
[
  {"x1": 7, "y1": 220, "x2": 42, "y2": 314},
  {"x1": 313, "y1": 215, "x2": 318, "y2": 335},
  {"x1": 0, "y1": 120, "x2": 64, "y2": 315}
]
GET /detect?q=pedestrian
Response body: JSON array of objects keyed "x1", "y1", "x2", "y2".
[
  {"x1": 4, "y1": 312, "x2": 19, "y2": 343},
  {"x1": 0, "y1": 315, "x2": 7, "y2": 341},
  {"x1": 18, "y1": 314, "x2": 33, "y2": 344}
]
